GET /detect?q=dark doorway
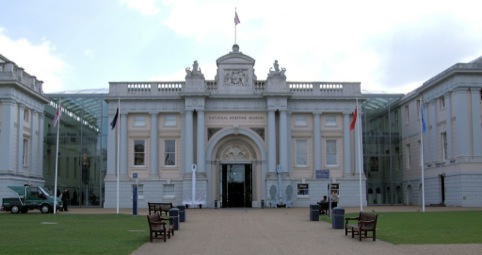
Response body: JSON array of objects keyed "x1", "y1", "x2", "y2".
[
  {"x1": 221, "y1": 164, "x2": 252, "y2": 208},
  {"x1": 440, "y1": 174, "x2": 445, "y2": 204}
]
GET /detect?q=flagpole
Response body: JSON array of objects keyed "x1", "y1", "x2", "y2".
[
  {"x1": 116, "y1": 99, "x2": 120, "y2": 214},
  {"x1": 53, "y1": 104, "x2": 62, "y2": 214},
  {"x1": 234, "y1": 8, "x2": 237, "y2": 44},
  {"x1": 420, "y1": 98, "x2": 426, "y2": 212},
  {"x1": 356, "y1": 99, "x2": 363, "y2": 212}
]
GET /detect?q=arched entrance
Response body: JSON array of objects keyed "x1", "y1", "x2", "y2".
[{"x1": 211, "y1": 135, "x2": 261, "y2": 208}]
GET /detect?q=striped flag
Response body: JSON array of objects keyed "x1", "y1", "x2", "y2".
[
  {"x1": 52, "y1": 99, "x2": 62, "y2": 127},
  {"x1": 234, "y1": 11, "x2": 240, "y2": 25},
  {"x1": 350, "y1": 106, "x2": 358, "y2": 131}
]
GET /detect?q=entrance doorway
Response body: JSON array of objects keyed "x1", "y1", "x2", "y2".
[{"x1": 221, "y1": 164, "x2": 252, "y2": 208}]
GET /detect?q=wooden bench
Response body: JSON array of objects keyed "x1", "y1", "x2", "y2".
[
  {"x1": 318, "y1": 202, "x2": 338, "y2": 215},
  {"x1": 148, "y1": 202, "x2": 173, "y2": 216},
  {"x1": 146, "y1": 214, "x2": 168, "y2": 242},
  {"x1": 345, "y1": 212, "x2": 378, "y2": 241}
]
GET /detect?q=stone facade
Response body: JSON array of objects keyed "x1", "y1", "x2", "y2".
[{"x1": 104, "y1": 45, "x2": 366, "y2": 208}]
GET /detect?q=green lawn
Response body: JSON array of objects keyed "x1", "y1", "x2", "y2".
[
  {"x1": 0, "y1": 213, "x2": 146, "y2": 255},
  {"x1": 2, "y1": 210, "x2": 482, "y2": 255},
  {"x1": 322, "y1": 210, "x2": 482, "y2": 244}
]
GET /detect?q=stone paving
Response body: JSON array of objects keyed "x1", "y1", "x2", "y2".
[{"x1": 70, "y1": 206, "x2": 482, "y2": 255}]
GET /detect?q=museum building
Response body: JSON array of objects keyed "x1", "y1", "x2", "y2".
[
  {"x1": 2, "y1": 49, "x2": 482, "y2": 209},
  {"x1": 104, "y1": 45, "x2": 365, "y2": 209}
]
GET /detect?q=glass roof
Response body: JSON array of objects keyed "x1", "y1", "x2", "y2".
[
  {"x1": 362, "y1": 93, "x2": 403, "y2": 115},
  {"x1": 47, "y1": 90, "x2": 108, "y2": 130}
]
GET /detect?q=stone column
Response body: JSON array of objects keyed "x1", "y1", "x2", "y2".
[
  {"x1": 268, "y1": 110, "x2": 276, "y2": 173},
  {"x1": 0, "y1": 100, "x2": 15, "y2": 171},
  {"x1": 106, "y1": 110, "x2": 117, "y2": 177},
  {"x1": 30, "y1": 109, "x2": 38, "y2": 176},
  {"x1": 313, "y1": 112, "x2": 321, "y2": 173},
  {"x1": 279, "y1": 110, "x2": 288, "y2": 173},
  {"x1": 150, "y1": 112, "x2": 159, "y2": 178},
  {"x1": 17, "y1": 104, "x2": 25, "y2": 173},
  {"x1": 184, "y1": 110, "x2": 194, "y2": 173},
  {"x1": 471, "y1": 89, "x2": 482, "y2": 156},
  {"x1": 343, "y1": 112, "x2": 352, "y2": 176},
  {"x1": 454, "y1": 89, "x2": 470, "y2": 158},
  {"x1": 430, "y1": 100, "x2": 437, "y2": 163},
  {"x1": 196, "y1": 110, "x2": 205, "y2": 173},
  {"x1": 38, "y1": 112, "x2": 45, "y2": 177},
  {"x1": 120, "y1": 113, "x2": 128, "y2": 177},
  {"x1": 444, "y1": 93, "x2": 452, "y2": 160}
]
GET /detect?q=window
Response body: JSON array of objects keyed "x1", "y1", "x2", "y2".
[
  {"x1": 441, "y1": 132, "x2": 447, "y2": 161},
  {"x1": 164, "y1": 140, "x2": 176, "y2": 166},
  {"x1": 416, "y1": 101, "x2": 421, "y2": 119},
  {"x1": 137, "y1": 184, "x2": 144, "y2": 199},
  {"x1": 326, "y1": 140, "x2": 337, "y2": 166},
  {"x1": 164, "y1": 115, "x2": 176, "y2": 127},
  {"x1": 24, "y1": 109, "x2": 29, "y2": 122},
  {"x1": 23, "y1": 138, "x2": 29, "y2": 166},
  {"x1": 297, "y1": 184, "x2": 309, "y2": 196},
  {"x1": 404, "y1": 105, "x2": 409, "y2": 124},
  {"x1": 440, "y1": 96, "x2": 445, "y2": 109},
  {"x1": 296, "y1": 139, "x2": 307, "y2": 166},
  {"x1": 295, "y1": 115, "x2": 308, "y2": 127},
  {"x1": 134, "y1": 140, "x2": 145, "y2": 166},
  {"x1": 406, "y1": 144, "x2": 411, "y2": 169},
  {"x1": 133, "y1": 116, "x2": 146, "y2": 127},
  {"x1": 163, "y1": 184, "x2": 175, "y2": 198},
  {"x1": 325, "y1": 115, "x2": 337, "y2": 127}
]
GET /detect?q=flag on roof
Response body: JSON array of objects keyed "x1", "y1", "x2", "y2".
[{"x1": 234, "y1": 11, "x2": 240, "y2": 25}]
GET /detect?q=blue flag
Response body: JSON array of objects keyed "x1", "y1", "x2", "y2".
[{"x1": 421, "y1": 104, "x2": 427, "y2": 133}]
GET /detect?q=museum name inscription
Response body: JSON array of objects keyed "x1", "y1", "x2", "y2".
[{"x1": 208, "y1": 115, "x2": 265, "y2": 121}]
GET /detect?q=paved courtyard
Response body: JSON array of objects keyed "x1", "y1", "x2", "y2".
[{"x1": 73, "y1": 206, "x2": 482, "y2": 255}]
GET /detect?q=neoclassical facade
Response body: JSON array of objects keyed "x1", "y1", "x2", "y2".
[
  {"x1": 398, "y1": 57, "x2": 482, "y2": 207},
  {"x1": 104, "y1": 45, "x2": 366, "y2": 208},
  {"x1": 0, "y1": 54, "x2": 49, "y2": 198}
]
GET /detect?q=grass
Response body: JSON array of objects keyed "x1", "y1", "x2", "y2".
[
  {"x1": 0, "y1": 213, "x2": 146, "y2": 255},
  {"x1": 2, "y1": 210, "x2": 482, "y2": 254},
  {"x1": 321, "y1": 210, "x2": 482, "y2": 244}
]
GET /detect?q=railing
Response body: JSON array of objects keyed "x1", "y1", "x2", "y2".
[
  {"x1": 109, "y1": 82, "x2": 184, "y2": 97},
  {"x1": 109, "y1": 80, "x2": 360, "y2": 97},
  {"x1": 0, "y1": 62, "x2": 44, "y2": 95},
  {"x1": 288, "y1": 82, "x2": 360, "y2": 96}
]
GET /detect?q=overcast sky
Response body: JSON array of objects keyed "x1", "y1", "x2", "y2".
[{"x1": 1, "y1": 0, "x2": 482, "y2": 94}]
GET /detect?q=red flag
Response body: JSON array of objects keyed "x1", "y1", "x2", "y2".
[
  {"x1": 53, "y1": 99, "x2": 62, "y2": 127},
  {"x1": 350, "y1": 107, "x2": 357, "y2": 131},
  {"x1": 234, "y1": 11, "x2": 240, "y2": 25}
]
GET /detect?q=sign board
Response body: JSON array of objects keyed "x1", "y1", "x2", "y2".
[
  {"x1": 133, "y1": 173, "x2": 138, "y2": 179},
  {"x1": 316, "y1": 169, "x2": 330, "y2": 179}
]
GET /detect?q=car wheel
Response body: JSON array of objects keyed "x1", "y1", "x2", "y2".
[
  {"x1": 10, "y1": 205, "x2": 20, "y2": 214},
  {"x1": 40, "y1": 204, "x2": 51, "y2": 214}
]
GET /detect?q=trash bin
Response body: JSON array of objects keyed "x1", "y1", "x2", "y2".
[
  {"x1": 176, "y1": 205, "x2": 186, "y2": 222},
  {"x1": 332, "y1": 207, "x2": 345, "y2": 229},
  {"x1": 310, "y1": 204, "x2": 320, "y2": 221},
  {"x1": 169, "y1": 208, "x2": 180, "y2": 230}
]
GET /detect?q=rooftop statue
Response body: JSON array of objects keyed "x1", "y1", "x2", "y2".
[
  {"x1": 185, "y1": 60, "x2": 204, "y2": 78},
  {"x1": 268, "y1": 60, "x2": 286, "y2": 78}
]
